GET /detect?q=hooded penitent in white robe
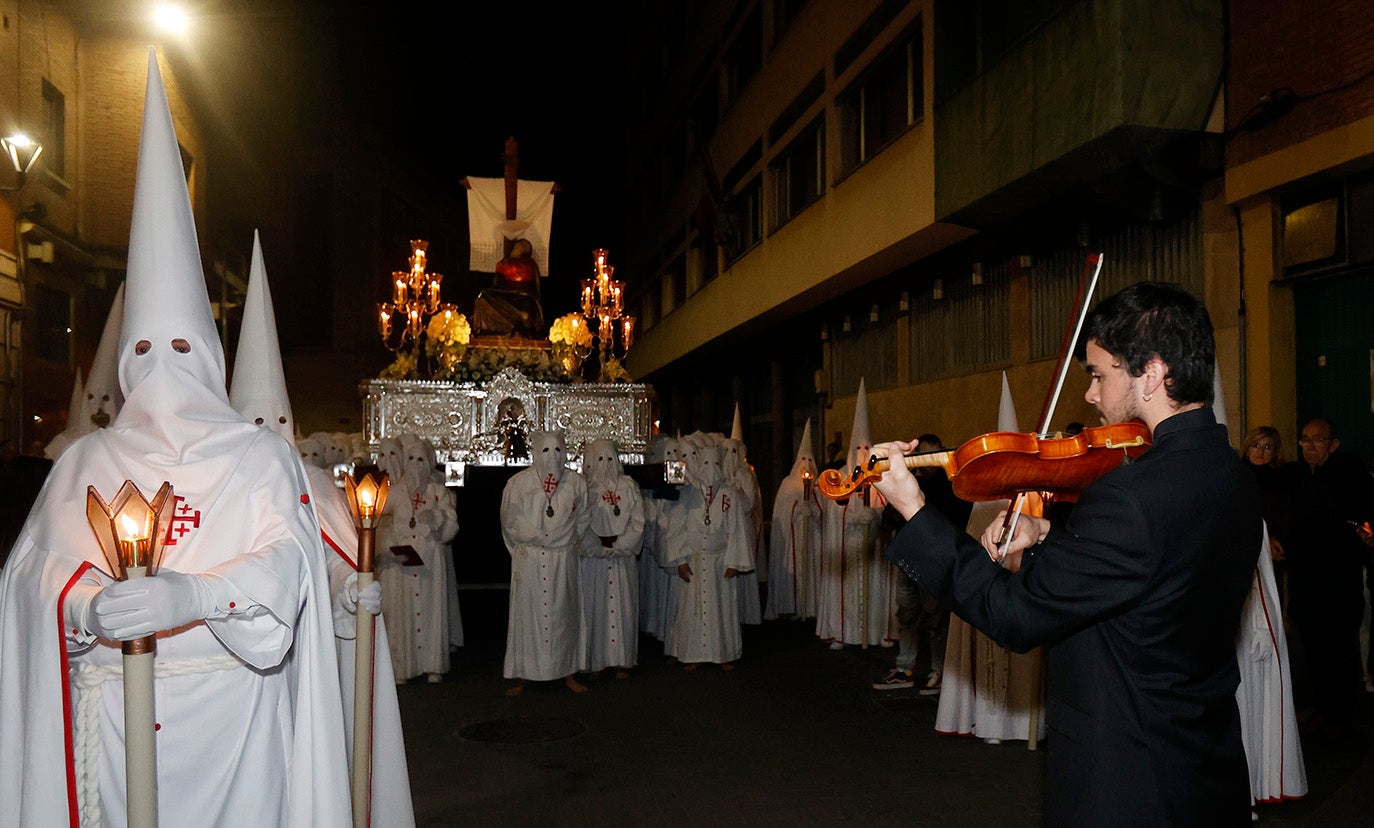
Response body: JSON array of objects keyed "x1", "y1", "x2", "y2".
[
  {"x1": 45, "y1": 282, "x2": 126, "y2": 461},
  {"x1": 0, "y1": 51, "x2": 350, "y2": 826},
  {"x1": 638, "y1": 436, "x2": 682, "y2": 641},
  {"x1": 765, "y1": 419, "x2": 822, "y2": 621},
  {"x1": 1236, "y1": 522, "x2": 1308, "y2": 804},
  {"x1": 502, "y1": 430, "x2": 591, "y2": 681},
  {"x1": 230, "y1": 230, "x2": 414, "y2": 825},
  {"x1": 664, "y1": 442, "x2": 753, "y2": 664},
  {"x1": 934, "y1": 499, "x2": 1048, "y2": 743},
  {"x1": 724, "y1": 436, "x2": 764, "y2": 625},
  {"x1": 816, "y1": 380, "x2": 891, "y2": 647},
  {"x1": 936, "y1": 371, "x2": 1045, "y2": 743},
  {"x1": 378, "y1": 434, "x2": 459, "y2": 681},
  {"x1": 579, "y1": 439, "x2": 646, "y2": 672}
]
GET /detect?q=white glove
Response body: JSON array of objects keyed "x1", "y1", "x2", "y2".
[
  {"x1": 332, "y1": 573, "x2": 382, "y2": 638},
  {"x1": 336, "y1": 572, "x2": 382, "y2": 616},
  {"x1": 84, "y1": 570, "x2": 220, "y2": 641}
]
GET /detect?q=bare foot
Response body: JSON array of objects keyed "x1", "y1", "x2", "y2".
[
  {"x1": 720, "y1": 662, "x2": 735, "y2": 671},
  {"x1": 614, "y1": 670, "x2": 630, "y2": 679},
  {"x1": 565, "y1": 675, "x2": 589, "y2": 693},
  {"x1": 682, "y1": 663, "x2": 699, "y2": 672},
  {"x1": 505, "y1": 681, "x2": 525, "y2": 697}
]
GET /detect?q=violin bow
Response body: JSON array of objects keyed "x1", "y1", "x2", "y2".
[{"x1": 997, "y1": 252, "x2": 1105, "y2": 559}]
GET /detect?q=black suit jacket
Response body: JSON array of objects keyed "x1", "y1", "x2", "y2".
[{"x1": 886, "y1": 407, "x2": 1259, "y2": 826}]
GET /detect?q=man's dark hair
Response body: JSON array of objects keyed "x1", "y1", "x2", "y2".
[
  {"x1": 1075, "y1": 281, "x2": 1215, "y2": 405},
  {"x1": 916, "y1": 433, "x2": 942, "y2": 447}
]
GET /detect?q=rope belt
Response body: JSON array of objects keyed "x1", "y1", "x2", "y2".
[{"x1": 71, "y1": 654, "x2": 242, "y2": 827}]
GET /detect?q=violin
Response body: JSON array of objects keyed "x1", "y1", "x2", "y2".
[{"x1": 817, "y1": 421, "x2": 1150, "y2": 504}]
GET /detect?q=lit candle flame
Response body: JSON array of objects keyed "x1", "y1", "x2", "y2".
[{"x1": 118, "y1": 513, "x2": 147, "y2": 542}]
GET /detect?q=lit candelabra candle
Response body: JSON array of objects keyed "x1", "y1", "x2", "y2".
[{"x1": 377, "y1": 304, "x2": 393, "y2": 338}]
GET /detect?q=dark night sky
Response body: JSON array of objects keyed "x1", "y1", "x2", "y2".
[{"x1": 329, "y1": 3, "x2": 631, "y2": 296}]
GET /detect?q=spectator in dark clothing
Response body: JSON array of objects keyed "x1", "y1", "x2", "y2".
[
  {"x1": 1240, "y1": 425, "x2": 1292, "y2": 613},
  {"x1": 1285, "y1": 417, "x2": 1374, "y2": 729}
]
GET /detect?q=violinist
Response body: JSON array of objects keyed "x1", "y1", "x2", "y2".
[{"x1": 871, "y1": 282, "x2": 1261, "y2": 827}]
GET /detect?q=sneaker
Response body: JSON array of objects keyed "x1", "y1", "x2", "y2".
[
  {"x1": 872, "y1": 669, "x2": 916, "y2": 690},
  {"x1": 917, "y1": 670, "x2": 942, "y2": 696}
]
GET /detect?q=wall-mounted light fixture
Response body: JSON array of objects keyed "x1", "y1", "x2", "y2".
[
  {"x1": 819, "y1": 323, "x2": 829, "y2": 342},
  {"x1": 932, "y1": 279, "x2": 944, "y2": 301},
  {"x1": 898, "y1": 290, "x2": 910, "y2": 312},
  {"x1": 869, "y1": 303, "x2": 879, "y2": 323},
  {"x1": 970, "y1": 262, "x2": 984, "y2": 286},
  {"x1": 841, "y1": 314, "x2": 852, "y2": 333}
]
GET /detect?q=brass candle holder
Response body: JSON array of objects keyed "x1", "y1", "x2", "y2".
[
  {"x1": 85, "y1": 480, "x2": 175, "y2": 828},
  {"x1": 342, "y1": 467, "x2": 389, "y2": 828}
]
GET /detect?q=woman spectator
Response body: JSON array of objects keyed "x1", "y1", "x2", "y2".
[{"x1": 1240, "y1": 426, "x2": 1291, "y2": 612}]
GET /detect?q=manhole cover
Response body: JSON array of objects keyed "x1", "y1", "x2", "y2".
[{"x1": 459, "y1": 716, "x2": 586, "y2": 744}]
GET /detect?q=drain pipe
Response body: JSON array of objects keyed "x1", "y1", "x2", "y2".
[{"x1": 1233, "y1": 204, "x2": 1248, "y2": 438}]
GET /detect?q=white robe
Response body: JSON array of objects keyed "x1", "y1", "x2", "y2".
[
  {"x1": 310, "y1": 464, "x2": 416, "y2": 827},
  {"x1": 731, "y1": 466, "x2": 764, "y2": 625},
  {"x1": 501, "y1": 467, "x2": 590, "y2": 680},
  {"x1": 936, "y1": 499, "x2": 1047, "y2": 743},
  {"x1": 664, "y1": 481, "x2": 753, "y2": 663},
  {"x1": 0, "y1": 426, "x2": 351, "y2": 826},
  {"x1": 1235, "y1": 523, "x2": 1308, "y2": 804},
  {"x1": 580, "y1": 474, "x2": 646, "y2": 671},
  {"x1": 378, "y1": 478, "x2": 459, "y2": 681},
  {"x1": 816, "y1": 496, "x2": 890, "y2": 646},
  {"x1": 639, "y1": 488, "x2": 682, "y2": 641},
  {"x1": 764, "y1": 477, "x2": 822, "y2": 620}
]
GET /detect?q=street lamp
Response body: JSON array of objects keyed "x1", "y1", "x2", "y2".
[{"x1": 0, "y1": 133, "x2": 42, "y2": 190}]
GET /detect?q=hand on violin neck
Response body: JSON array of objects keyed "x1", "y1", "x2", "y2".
[{"x1": 871, "y1": 439, "x2": 925, "y2": 520}]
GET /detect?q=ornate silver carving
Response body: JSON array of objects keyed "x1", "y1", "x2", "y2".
[{"x1": 361, "y1": 371, "x2": 655, "y2": 473}]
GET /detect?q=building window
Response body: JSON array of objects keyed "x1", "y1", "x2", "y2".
[
  {"x1": 833, "y1": 314, "x2": 899, "y2": 396},
  {"x1": 724, "y1": 6, "x2": 763, "y2": 110},
  {"x1": 839, "y1": 17, "x2": 923, "y2": 175},
  {"x1": 1030, "y1": 210, "x2": 1204, "y2": 360},
  {"x1": 771, "y1": 118, "x2": 824, "y2": 229},
  {"x1": 727, "y1": 175, "x2": 763, "y2": 260},
  {"x1": 41, "y1": 79, "x2": 65, "y2": 180},
  {"x1": 35, "y1": 283, "x2": 72, "y2": 365},
  {"x1": 910, "y1": 266, "x2": 1011, "y2": 382}
]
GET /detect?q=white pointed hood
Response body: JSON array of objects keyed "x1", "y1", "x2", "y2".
[
  {"x1": 846, "y1": 378, "x2": 872, "y2": 469},
  {"x1": 585, "y1": 438, "x2": 623, "y2": 485},
  {"x1": 229, "y1": 231, "x2": 294, "y2": 442},
  {"x1": 531, "y1": 430, "x2": 569, "y2": 482},
  {"x1": 998, "y1": 371, "x2": 1019, "y2": 432},
  {"x1": 24, "y1": 50, "x2": 283, "y2": 559},
  {"x1": 731, "y1": 403, "x2": 744, "y2": 441},
  {"x1": 42, "y1": 369, "x2": 87, "y2": 460},
  {"x1": 84, "y1": 282, "x2": 125, "y2": 429},
  {"x1": 1211, "y1": 361, "x2": 1229, "y2": 434}
]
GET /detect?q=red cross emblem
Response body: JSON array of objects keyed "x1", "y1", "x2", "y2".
[
  {"x1": 411, "y1": 492, "x2": 428, "y2": 511},
  {"x1": 163, "y1": 496, "x2": 202, "y2": 546},
  {"x1": 601, "y1": 489, "x2": 622, "y2": 508},
  {"x1": 542, "y1": 474, "x2": 559, "y2": 494}
]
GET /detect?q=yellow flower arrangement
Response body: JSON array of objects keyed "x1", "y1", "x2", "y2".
[
  {"x1": 548, "y1": 313, "x2": 593, "y2": 377},
  {"x1": 379, "y1": 350, "x2": 417, "y2": 380},
  {"x1": 425, "y1": 308, "x2": 471, "y2": 376},
  {"x1": 548, "y1": 313, "x2": 593, "y2": 350}
]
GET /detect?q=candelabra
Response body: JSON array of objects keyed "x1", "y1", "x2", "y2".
[
  {"x1": 377, "y1": 240, "x2": 452, "y2": 376},
  {"x1": 579, "y1": 248, "x2": 635, "y2": 364}
]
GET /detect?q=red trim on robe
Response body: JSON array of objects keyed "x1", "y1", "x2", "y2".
[
  {"x1": 58, "y1": 561, "x2": 94, "y2": 828},
  {"x1": 322, "y1": 530, "x2": 358, "y2": 571}
]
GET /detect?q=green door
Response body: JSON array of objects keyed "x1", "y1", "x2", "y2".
[{"x1": 1294, "y1": 268, "x2": 1374, "y2": 468}]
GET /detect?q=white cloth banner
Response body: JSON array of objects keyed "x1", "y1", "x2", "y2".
[{"x1": 467, "y1": 176, "x2": 556, "y2": 275}]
